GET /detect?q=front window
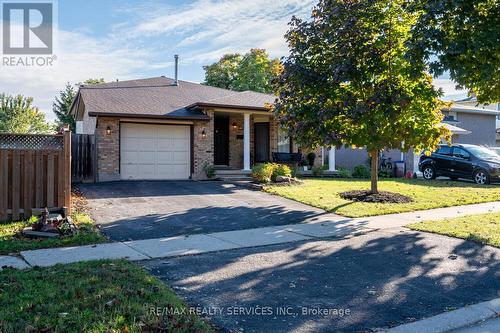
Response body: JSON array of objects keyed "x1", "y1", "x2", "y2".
[
  {"x1": 277, "y1": 129, "x2": 290, "y2": 153},
  {"x1": 465, "y1": 146, "x2": 499, "y2": 160}
]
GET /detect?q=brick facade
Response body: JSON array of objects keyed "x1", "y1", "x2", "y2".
[
  {"x1": 96, "y1": 117, "x2": 120, "y2": 181},
  {"x1": 192, "y1": 110, "x2": 215, "y2": 180}
]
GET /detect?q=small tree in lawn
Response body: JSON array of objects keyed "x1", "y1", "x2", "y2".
[{"x1": 274, "y1": 0, "x2": 449, "y2": 194}]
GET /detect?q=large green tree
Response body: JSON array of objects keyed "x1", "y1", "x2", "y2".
[
  {"x1": 53, "y1": 83, "x2": 76, "y2": 131},
  {"x1": 204, "y1": 49, "x2": 282, "y2": 93},
  {"x1": 0, "y1": 94, "x2": 52, "y2": 134},
  {"x1": 274, "y1": 0, "x2": 449, "y2": 193},
  {"x1": 409, "y1": 0, "x2": 499, "y2": 104},
  {"x1": 53, "y1": 78, "x2": 105, "y2": 132}
]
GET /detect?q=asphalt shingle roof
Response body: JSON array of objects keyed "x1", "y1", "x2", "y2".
[{"x1": 78, "y1": 76, "x2": 275, "y2": 120}]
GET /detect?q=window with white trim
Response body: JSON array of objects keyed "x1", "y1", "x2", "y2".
[{"x1": 277, "y1": 129, "x2": 290, "y2": 153}]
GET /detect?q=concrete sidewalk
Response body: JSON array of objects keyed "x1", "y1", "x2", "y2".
[
  {"x1": 386, "y1": 298, "x2": 500, "y2": 333},
  {"x1": 7, "y1": 201, "x2": 498, "y2": 268}
]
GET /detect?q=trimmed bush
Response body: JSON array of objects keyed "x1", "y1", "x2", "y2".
[
  {"x1": 352, "y1": 164, "x2": 371, "y2": 178},
  {"x1": 252, "y1": 163, "x2": 293, "y2": 183},
  {"x1": 312, "y1": 165, "x2": 324, "y2": 176},
  {"x1": 252, "y1": 163, "x2": 275, "y2": 183},
  {"x1": 337, "y1": 167, "x2": 351, "y2": 178},
  {"x1": 272, "y1": 164, "x2": 292, "y2": 181}
]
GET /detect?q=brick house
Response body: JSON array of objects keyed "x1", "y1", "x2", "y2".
[{"x1": 71, "y1": 76, "x2": 292, "y2": 181}]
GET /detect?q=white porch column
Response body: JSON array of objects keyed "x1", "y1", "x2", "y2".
[
  {"x1": 328, "y1": 147, "x2": 336, "y2": 171},
  {"x1": 243, "y1": 113, "x2": 251, "y2": 171}
]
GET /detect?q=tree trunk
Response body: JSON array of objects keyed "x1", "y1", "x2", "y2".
[{"x1": 370, "y1": 150, "x2": 379, "y2": 194}]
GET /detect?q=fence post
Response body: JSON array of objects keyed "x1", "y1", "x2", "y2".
[{"x1": 63, "y1": 130, "x2": 72, "y2": 214}]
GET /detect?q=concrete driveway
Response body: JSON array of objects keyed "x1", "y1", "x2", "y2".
[
  {"x1": 143, "y1": 229, "x2": 500, "y2": 333},
  {"x1": 78, "y1": 181, "x2": 324, "y2": 241}
]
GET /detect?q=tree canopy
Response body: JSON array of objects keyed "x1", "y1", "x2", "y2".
[
  {"x1": 203, "y1": 49, "x2": 282, "y2": 93},
  {"x1": 53, "y1": 83, "x2": 77, "y2": 131},
  {"x1": 0, "y1": 93, "x2": 52, "y2": 134},
  {"x1": 409, "y1": 0, "x2": 499, "y2": 104},
  {"x1": 274, "y1": 0, "x2": 449, "y2": 193},
  {"x1": 53, "y1": 78, "x2": 106, "y2": 132}
]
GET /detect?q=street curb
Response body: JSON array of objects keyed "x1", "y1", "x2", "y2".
[{"x1": 385, "y1": 298, "x2": 500, "y2": 332}]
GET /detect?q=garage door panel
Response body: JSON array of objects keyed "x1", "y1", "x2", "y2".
[
  {"x1": 121, "y1": 164, "x2": 138, "y2": 180},
  {"x1": 172, "y1": 151, "x2": 189, "y2": 162},
  {"x1": 157, "y1": 139, "x2": 174, "y2": 150},
  {"x1": 138, "y1": 151, "x2": 156, "y2": 163},
  {"x1": 120, "y1": 123, "x2": 190, "y2": 180},
  {"x1": 157, "y1": 152, "x2": 173, "y2": 164},
  {"x1": 121, "y1": 151, "x2": 138, "y2": 164}
]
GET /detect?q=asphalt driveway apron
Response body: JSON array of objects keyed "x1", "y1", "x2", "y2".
[
  {"x1": 142, "y1": 229, "x2": 500, "y2": 333},
  {"x1": 78, "y1": 181, "x2": 325, "y2": 241}
]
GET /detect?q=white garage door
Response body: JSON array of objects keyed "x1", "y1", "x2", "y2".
[{"x1": 120, "y1": 123, "x2": 190, "y2": 180}]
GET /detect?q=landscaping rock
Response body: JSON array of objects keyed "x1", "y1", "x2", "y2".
[{"x1": 275, "y1": 176, "x2": 294, "y2": 183}]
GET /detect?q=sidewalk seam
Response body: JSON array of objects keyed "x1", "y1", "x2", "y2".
[{"x1": 120, "y1": 241, "x2": 153, "y2": 259}]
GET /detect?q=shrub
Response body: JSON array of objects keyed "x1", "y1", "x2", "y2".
[
  {"x1": 337, "y1": 167, "x2": 351, "y2": 178},
  {"x1": 352, "y1": 164, "x2": 371, "y2": 178},
  {"x1": 252, "y1": 163, "x2": 275, "y2": 183},
  {"x1": 203, "y1": 163, "x2": 216, "y2": 179},
  {"x1": 290, "y1": 166, "x2": 300, "y2": 178},
  {"x1": 311, "y1": 165, "x2": 324, "y2": 176},
  {"x1": 272, "y1": 163, "x2": 292, "y2": 181}
]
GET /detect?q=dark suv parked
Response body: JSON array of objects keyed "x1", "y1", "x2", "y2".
[{"x1": 419, "y1": 144, "x2": 500, "y2": 184}]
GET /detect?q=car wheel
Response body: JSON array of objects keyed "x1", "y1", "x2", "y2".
[
  {"x1": 473, "y1": 170, "x2": 490, "y2": 185},
  {"x1": 422, "y1": 166, "x2": 436, "y2": 180}
]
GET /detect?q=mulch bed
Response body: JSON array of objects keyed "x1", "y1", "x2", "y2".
[
  {"x1": 340, "y1": 190, "x2": 413, "y2": 203},
  {"x1": 71, "y1": 187, "x2": 89, "y2": 213}
]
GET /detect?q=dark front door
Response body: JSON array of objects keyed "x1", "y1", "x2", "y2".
[
  {"x1": 214, "y1": 115, "x2": 229, "y2": 165},
  {"x1": 254, "y1": 122, "x2": 270, "y2": 163}
]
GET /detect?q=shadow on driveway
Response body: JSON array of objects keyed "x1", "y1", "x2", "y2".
[
  {"x1": 78, "y1": 181, "x2": 326, "y2": 241},
  {"x1": 143, "y1": 230, "x2": 500, "y2": 333}
]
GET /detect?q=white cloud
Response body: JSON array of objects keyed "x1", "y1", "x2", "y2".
[{"x1": 0, "y1": 28, "x2": 161, "y2": 121}]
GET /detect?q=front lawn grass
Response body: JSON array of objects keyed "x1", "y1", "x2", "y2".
[
  {"x1": 264, "y1": 178, "x2": 500, "y2": 217},
  {"x1": 0, "y1": 260, "x2": 213, "y2": 333},
  {"x1": 408, "y1": 212, "x2": 500, "y2": 247},
  {"x1": 0, "y1": 212, "x2": 107, "y2": 255}
]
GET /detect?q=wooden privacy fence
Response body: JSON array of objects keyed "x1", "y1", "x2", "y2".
[
  {"x1": 72, "y1": 134, "x2": 96, "y2": 183},
  {"x1": 0, "y1": 132, "x2": 71, "y2": 221}
]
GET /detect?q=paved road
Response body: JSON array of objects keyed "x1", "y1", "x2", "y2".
[
  {"x1": 78, "y1": 181, "x2": 325, "y2": 241},
  {"x1": 142, "y1": 229, "x2": 500, "y2": 333}
]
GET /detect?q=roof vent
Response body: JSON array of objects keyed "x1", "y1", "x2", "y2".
[{"x1": 174, "y1": 55, "x2": 179, "y2": 86}]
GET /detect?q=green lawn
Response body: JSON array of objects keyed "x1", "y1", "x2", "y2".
[
  {"x1": 0, "y1": 260, "x2": 213, "y2": 333},
  {"x1": 0, "y1": 212, "x2": 107, "y2": 255},
  {"x1": 264, "y1": 179, "x2": 500, "y2": 217},
  {"x1": 408, "y1": 212, "x2": 500, "y2": 247}
]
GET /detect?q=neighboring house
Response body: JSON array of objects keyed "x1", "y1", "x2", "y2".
[
  {"x1": 71, "y1": 76, "x2": 282, "y2": 181},
  {"x1": 331, "y1": 102, "x2": 500, "y2": 174}
]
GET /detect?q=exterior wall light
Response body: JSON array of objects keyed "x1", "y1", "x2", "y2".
[
  {"x1": 232, "y1": 122, "x2": 238, "y2": 131},
  {"x1": 201, "y1": 129, "x2": 206, "y2": 139},
  {"x1": 106, "y1": 126, "x2": 112, "y2": 136}
]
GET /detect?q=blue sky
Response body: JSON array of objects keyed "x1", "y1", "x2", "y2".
[{"x1": 0, "y1": 0, "x2": 466, "y2": 121}]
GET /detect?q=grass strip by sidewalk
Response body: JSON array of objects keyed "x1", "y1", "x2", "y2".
[
  {"x1": 0, "y1": 260, "x2": 213, "y2": 333},
  {"x1": 0, "y1": 212, "x2": 106, "y2": 255},
  {"x1": 265, "y1": 178, "x2": 500, "y2": 217},
  {"x1": 408, "y1": 212, "x2": 500, "y2": 247}
]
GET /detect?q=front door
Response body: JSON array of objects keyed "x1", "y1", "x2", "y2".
[
  {"x1": 254, "y1": 122, "x2": 270, "y2": 163},
  {"x1": 214, "y1": 115, "x2": 229, "y2": 165}
]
